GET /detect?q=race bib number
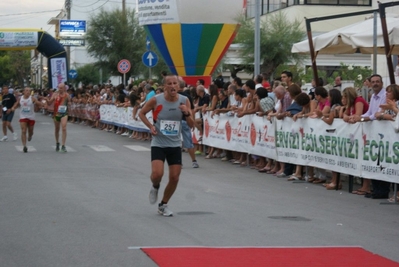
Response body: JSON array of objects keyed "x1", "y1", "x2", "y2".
[
  {"x1": 160, "y1": 120, "x2": 180, "y2": 136},
  {"x1": 58, "y1": 105, "x2": 67, "y2": 113},
  {"x1": 22, "y1": 106, "x2": 31, "y2": 113}
]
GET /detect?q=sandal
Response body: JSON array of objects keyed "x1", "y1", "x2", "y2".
[
  {"x1": 287, "y1": 175, "x2": 302, "y2": 181},
  {"x1": 356, "y1": 190, "x2": 370, "y2": 195},
  {"x1": 313, "y1": 178, "x2": 326, "y2": 184},
  {"x1": 325, "y1": 183, "x2": 342, "y2": 190},
  {"x1": 232, "y1": 160, "x2": 241, "y2": 164},
  {"x1": 258, "y1": 167, "x2": 271, "y2": 173},
  {"x1": 388, "y1": 196, "x2": 399, "y2": 203},
  {"x1": 307, "y1": 177, "x2": 316, "y2": 183},
  {"x1": 266, "y1": 170, "x2": 277, "y2": 174}
]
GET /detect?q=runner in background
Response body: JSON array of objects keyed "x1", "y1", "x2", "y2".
[
  {"x1": 11, "y1": 87, "x2": 42, "y2": 152},
  {"x1": 46, "y1": 83, "x2": 71, "y2": 152},
  {"x1": 1, "y1": 85, "x2": 18, "y2": 142}
]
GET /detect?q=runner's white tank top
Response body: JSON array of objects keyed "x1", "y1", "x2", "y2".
[{"x1": 19, "y1": 96, "x2": 35, "y2": 120}]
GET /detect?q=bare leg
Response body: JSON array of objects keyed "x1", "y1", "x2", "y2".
[
  {"x1": 54, "y1": 120, "x2": 60, "y2": 143},
  {"x1": 20, "y1": 122, "x2": 27, "y2": 147},
  {"x1": 60, "y1": 116, "x2": 68, "y2": 146},
  {"x1": 28, "y1": 124, "x2": 34, "y2": 141},
  {"x1": 187, "y1": 148, "x2": 196, "y2": 161},
  {"x1": 7, "y1": 121, "x2": 14, "y2": 133},
  {"x1": 2, "y1": 121, "x2": 7, "y2": 136},
  {"x1": 151, "y1": 160, "x2": 164, "y2": 187},
  {"x1": 162, "y1": 164, "x2": 181, "y2": 203}
]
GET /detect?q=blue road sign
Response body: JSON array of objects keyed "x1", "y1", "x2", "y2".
[
  {"x1": 142, "y1": 51, "x2": 158, "y2": 68},
  {"x1": 68, "y1": 69, "x2": 78, "y2": 79}
]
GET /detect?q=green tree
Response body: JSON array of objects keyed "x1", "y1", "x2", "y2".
[
  {"x1": 74, "y1": 63, "x2": 107, "y2": 86},
  {"x1": 85, "y1": 8, "x2": 168, "y2": 80},
  {"x1": 85, "y1": 8, "x2": 146, "y2": 78},
  {"x1": 234, "y1": 11, "x2": 305, "y2": 79},
  {"x1": 0, "y1": 50, "x2": 30, "y2": 86}
]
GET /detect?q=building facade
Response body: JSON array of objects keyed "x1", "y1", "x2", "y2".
[{"x1": 223, "y1": 0, "x2": 399, "y2": 83}]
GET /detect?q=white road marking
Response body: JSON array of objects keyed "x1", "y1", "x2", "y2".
[
  {"x1": 16, "y1": 146, "x2": 37, "y2": 152},
  {"x1": 124, "y1": 145, "x2": 150, "y2": 151},
  {"x1": 86, "y1": 145, "x2": 115, "y2": 152}
]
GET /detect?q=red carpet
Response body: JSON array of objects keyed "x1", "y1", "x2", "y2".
[{"x1": 141, "y1": 247, "x2": 399, "y2": 267}]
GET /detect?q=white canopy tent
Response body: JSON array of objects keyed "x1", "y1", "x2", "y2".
[{"x1": 291, "y1": 15, "x2": 399, "y2": 56}]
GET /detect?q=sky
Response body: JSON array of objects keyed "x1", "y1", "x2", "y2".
[{"x1": 0, "y1": 0, "x2": 137, "y2": 34}]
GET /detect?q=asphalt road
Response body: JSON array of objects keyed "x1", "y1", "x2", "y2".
[{"x1": 0, "y1": 113, "x2": 398, "y2": 267}]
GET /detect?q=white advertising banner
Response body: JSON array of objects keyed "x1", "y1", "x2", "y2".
[
  {"x1": 275, "y1": 118, "x2": 363, "y2": 177},
  {"x1": 248, "y1": 115, "x2": 277, "y2": 159},
  {"x1": 50, "y1": 58, "x2": 67, "y2": 89},
  {"x1": 138, "y1": 0, "x2": 179, "y2": 25},
  {"x1": 99, "y1": 105, "x2": 152, "y2": 132},
  {"x1": 361, "y1": 120, "x2": 399, "y2": 183},
  {"x1": 98, "y1": 107, "x2": 399, "y2": 183},
  {"x1": 0, "y1": 31, "x2": 38, "y2": 48}
]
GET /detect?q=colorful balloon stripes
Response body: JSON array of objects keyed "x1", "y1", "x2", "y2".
[{"x1": 145, "y1": 23, "x2": 239, "y2": 76}]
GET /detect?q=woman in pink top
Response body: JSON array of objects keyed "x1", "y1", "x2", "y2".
[
  {"x1": 342, "y1": 87, "x2": 369, "y2": 123},
  {"x1": 314, "y1": 86, "x2": 331, "y2": 114},
  {"x1": 341, "y1": 87, "x2": 371, "y2": 195}
]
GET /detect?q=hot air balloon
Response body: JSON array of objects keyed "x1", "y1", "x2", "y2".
[{"x1": 138, "y1": 0, "x2": 245, "y2": 86}]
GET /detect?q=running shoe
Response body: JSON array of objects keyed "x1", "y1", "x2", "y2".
[
  {"x1": 158, "y1": 203, "x2": 173, "y2": 217},
  {"x1": 13, "y1": 132, "x2": 18, "y2": 141},
  {"x1": 23, "y1": 146, "x2": 28, "y2": 153},
  {"x1": 194, "y1": 150, "x2": 201, "y2": 155},
  {"x1": 55, "y1": 143, "x2": 60, "y2": 152},
  {"x1": 28, "y1": 135, "x2": 32, "y2": 141},
  {"x1": 61, "y1": 145, "x2": 67, "y2": 153},
  {"x1": 149, "y1": 186, "x2": 158, "y2": 205},
  {"x1": 0, "y1": 136, "x2": 8, "y2": 142},
  {"x1": 192, "y1": 161, "x2": 199, "y2": 168}
]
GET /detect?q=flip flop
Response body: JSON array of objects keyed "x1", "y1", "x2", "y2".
[
  {"x1": 266, "y1": 170, "x2": 277, "y2": 174},
  {"x1": 287, "y1": 175, "x2": 301, "y2": 181}
]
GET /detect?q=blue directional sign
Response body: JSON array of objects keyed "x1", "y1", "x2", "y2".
[
  {"x1": 142, "y1": 51, "x2": 158, "y2": 68},
  {"x1": 68, "y1": 69, "x2": 78, "y2": 79}
]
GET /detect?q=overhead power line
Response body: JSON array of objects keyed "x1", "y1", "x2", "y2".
[{"x1": 0, "y1": 9, "x2": 62, "y2": 17}]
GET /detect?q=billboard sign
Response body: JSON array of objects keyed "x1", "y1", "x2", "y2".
[
  {"x1": 59, "y1": 20, "x2": 86, "y2": 37},
  {"x1": 59, "y1": 39, "x2": 85, "y2": 46},
  {"x1": 50, "y1": 58, "x2": 67, "y2": 88},
  {"x1": 0, "y1": 31, "x2": 38, "y2": 49}
]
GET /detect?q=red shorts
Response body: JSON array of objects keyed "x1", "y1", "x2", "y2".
[{"x1": 19, "y1": 118, "x2": 36, "y2": 126}]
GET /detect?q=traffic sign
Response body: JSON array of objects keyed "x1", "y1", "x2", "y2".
[
  {"x1": 117, "y1": 59, "x2": 131, "y2": 74},
  {"x1": 142, "y1": 51, "x2": 158, "y2": 68},
  {"x1": 68, "y1": 69, "x2": 78, "y2": 79}
]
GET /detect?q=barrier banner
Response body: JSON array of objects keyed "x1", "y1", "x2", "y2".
[
  {"x1": 96, "y1": 107, "x2": 399, "y2": 183},
  {"x1": 248, "y1": 115, "x2": 277, "y2": 159},
  {"x1": 275, "y1": 118, "x2": 363, "y2": 177},
  {"x1": 99, "y1": 105, "x2": 152, "y2": 133},
  {"x1": 361, "y1": 120, "x2": 399, "y2": 182}
]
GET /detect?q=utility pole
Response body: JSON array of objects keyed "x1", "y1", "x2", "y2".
[
  {"x1": 254, "y1": 0, "x2": 261, "y2": 77},
  {"x1": 65, "y1": 0, "x2": 72, "y2": 78},
  {"x1": 122, "y1": 0, "x2": 126, "y2": 14}
]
